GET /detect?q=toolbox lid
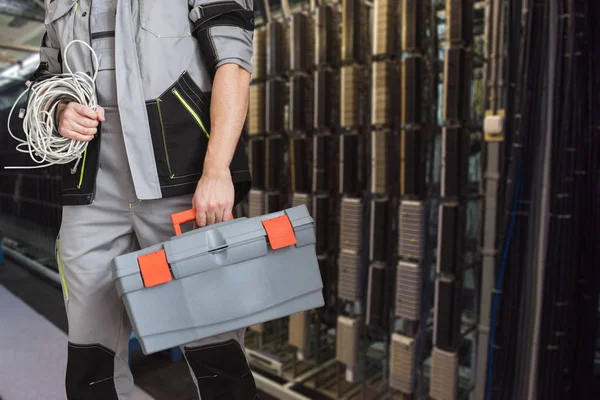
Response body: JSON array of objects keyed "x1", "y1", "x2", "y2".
[
  {"x1": 112, "y1": 205, "x2": 315, "y2": 294},
  {"x1": 165, "y1": 205, "x2": 313, "y2": 265}
]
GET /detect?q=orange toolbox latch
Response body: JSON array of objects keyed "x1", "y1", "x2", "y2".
[
  {"x1": 137, "y1": 249, "x2": 173, "y2": 288},
  {"x1": 262, "y1": 215, "x2": 297, "y2": 250}
]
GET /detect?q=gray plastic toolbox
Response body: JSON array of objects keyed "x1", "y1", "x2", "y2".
[{"x1": 112, "y1": 205, "x2": 324, "y2": 355}]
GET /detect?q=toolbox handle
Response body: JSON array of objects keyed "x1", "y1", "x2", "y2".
[{"x1": 171, "y1": 209, "x2": 234, "y2": 236}]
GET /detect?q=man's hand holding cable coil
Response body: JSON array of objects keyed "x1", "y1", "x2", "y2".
[{"x1": 55, "y1": 102, "x2": 105, "y2": 143}]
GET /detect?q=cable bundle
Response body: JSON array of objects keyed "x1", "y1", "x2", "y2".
[{"x1": 6, "y1": 40, "x2": 98, "y2": 171}]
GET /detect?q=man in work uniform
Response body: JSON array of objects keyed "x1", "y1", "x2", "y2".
[{"x1": 36, "y1": 0, "x2": 255, "y2": 398}]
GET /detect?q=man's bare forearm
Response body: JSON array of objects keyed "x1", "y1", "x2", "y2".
[{"x1": 203, "y1": 64, "x2": 251, "y2": 175}]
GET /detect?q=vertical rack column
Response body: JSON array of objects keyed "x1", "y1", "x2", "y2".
[
  {"x1": 335, "y1": 0, "x2": 371, "y2": 386},
  {"x1": 312, "y1": 1, "x2": 341, "y2": 333},
  {"x1": 364, "y1": 0, "x2": 400, "y2": 396},
  {"x1": 265, "y1": 10, "x2": 289, "y2": 214},
  {"x1": 389, "y1": 0, "x2": 428, "y2": 398},
  {"x1": 287, "y1": 1, "x2": 316, "y2": 362},
  {"x1": 430, "y1": 1, "x2": 473, "y2": 400},
  {"x1": 247, "y1": 2, "x2": 290, "y2": 338}
]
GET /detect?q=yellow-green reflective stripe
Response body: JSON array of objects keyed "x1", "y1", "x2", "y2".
[
  {"x1": 57, "y1": 240, "x2": 69, "y2": 300},
  {"x1": 72, "y1": 2, "x2": 79, "y2": 40},
  {"x1": 89, "y1": 377, "x2": 112, "y2": 386},
  {"x1": 77, "y1": 148, "x2": 87, "y2": 189},
  {"x1": 172, "y1": 89, "x2": 210, "y2": 139}
]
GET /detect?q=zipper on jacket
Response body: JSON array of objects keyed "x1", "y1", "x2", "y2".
[
  {"x1": 70, "y1": 1, "x2": 88, "y2": 190},
  {"x1": 171, "y1": 88, "x2": 210, "y2": 139},
  {"x1": 156, "y1": 98, "x2": 175, "y2": 179},
  {"x1": 88, "y1": 0, "x2": 98, "y2": 204}
]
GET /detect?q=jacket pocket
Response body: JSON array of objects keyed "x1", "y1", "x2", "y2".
[
  {"x1": 146, "y1": 71, "x2": 212, "y2": 184},
  {"x1": 139, "y1": 0, "x2": 193, "y2": 38}
]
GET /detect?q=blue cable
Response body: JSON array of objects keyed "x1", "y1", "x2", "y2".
[{"x1": 485, "y1": 160, "x2": 523, "y2": 400}]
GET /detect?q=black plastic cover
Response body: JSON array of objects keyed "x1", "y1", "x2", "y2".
[
  {"x1": 434, "y1": 278, "x2": 462, "y2": 352},
  {"x1": 249, "y1": 137, "x2": 265, "y2": 189}
]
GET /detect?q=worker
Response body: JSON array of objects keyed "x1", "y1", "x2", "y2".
[{"x1": 36, "y1": 0, "x2": 255, "y2": 398}]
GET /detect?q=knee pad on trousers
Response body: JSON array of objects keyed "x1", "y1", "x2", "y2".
[
  {"x1": 184, "y1": 339, "x2": 257, "y2": 400},
  {"x1": 66, "y1": 342, "x2": 118, "y2": 400}
]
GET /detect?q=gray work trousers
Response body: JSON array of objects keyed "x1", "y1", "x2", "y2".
[{"x1": 57, "y1": 109, "x2": 255, "y2": 399}]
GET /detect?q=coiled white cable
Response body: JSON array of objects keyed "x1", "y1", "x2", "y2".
[{"x1": 6, "y1": 40, "x2": 99, "y2": 171}]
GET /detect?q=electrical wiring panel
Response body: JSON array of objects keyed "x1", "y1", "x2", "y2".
[
  {"x1": 318, "y1": 254, "x2": 335, "y2": 307},
  {"x1": 265, "y1": 136, "x2": 284, "y2": 190},
  {"x1": 401, "y1": 129, "x2": 426, "y2": 197},
  {"x1": 402, "y1": 0, "x2": 423, "y2": 52},
  {"x1": 339, "y1": 133, "x2": 360, "y2": 195},
  {"x1": 340, "y1": 129, "x2": 364, "y2": 205},
  {"x1": 338, "y1": 248, "x2": 362, "y2": 301},
  {"x1": 290, "y1": 138, "x2": 309, "y2": 193},
  {"x1": 340, "y1": 64, "x2": 361, "y2": 129},
  {"x1": 341, "y1": 0, "x2": 365, "y2": 63},
  {"x1": 289, "y1": 311, "x2": 311, "y2": 359},
  {"x1": 366, "y1": 262, "x2": 388, "y2": 327},
  {"x1": 313, "y1": 194, "x2": 330, "y2": 254},
  {"x1": 436, "y1": 204, "x2": 465, "y2": 275},
  {"x1": 267, "y1": 21, "x2": 288, "y2": 77},
  {"x1": 249, "y1": 83, "x2": 266, "y2": 136},
  {"x1": 266, "y1": 78, "x2": 286, "y2": 134},
  {"x1": 290, "y1": 75, "x2": 313, "y2": 132},
  {"x1": 390, "y1": 333, "x2": 416, "y2": 394},
  {"x1": 371, "y1": 130, "x2": 392, "y2": 194},
  {"x1": 292, "y1": 192, "x2": 312, "y2": 210},
  {"x1": 401, "y1": 57, "x2": 422, "y2": 125},
  {"x1": 398, "y1": 200, "x2": 425, "y2": 261},
  {"x1": 312, "y1": 134, "x2": 329, "y2": 192},
  {"x1": 340, "y1": 197, "x2": 363, "y2": 251},
  {"x1": 369, "y1": 197, "x2": 389, "y2": 262},
  {"x1": 373, "y1": 0, "x2": 398, "y2": 56},
  {"x1": 265, "y1": 190, "x2": 280, "y2": 214},
  {"x1": 441, "y1": 127, "x2": 469, "y2": 198},
  {"x1": 313, "y1": 69, "x2": 336, "y2": 130},
  {"x1": 371, "y1": 60, "x2": 395, "y2": 127},
  {"x1": 336, "y1": 316, "x2": 361, "y2": 365},
  {"x1": 246, "y1": 348, "x2": 285, "y2": 376},
  {"x1": 433, "y1": 277, "x2": 462, "y2": 352},
  {"x1": 394, "y1": 261, "x2": 421, "y2": 321},
  {"x1": 429, "y1": 348, "x2": 459, "y2": 400},
  {"x1": 290, "y1": 13, "x2": 313, "y2": 72},
  {"x1": 442, "y1": 48, "x2": 471, "y2": 123},
  {"x1": 248, "y1": 189, "x2": 266, "y2": 218},
  {"x1": 252, "y1": 27, "x2": 267, "y2": 80},
  {"x1": 445, "y1": 0, "x2": 474, "y2": 47},
  {"x1": 249, "y1": 137, "x2": 265, "y2": 189},
  {"x1": 314, "y1": 5, "x2": 337, "y2": 67}
]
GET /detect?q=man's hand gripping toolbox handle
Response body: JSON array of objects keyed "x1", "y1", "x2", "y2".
[
  {"x1": 170, "y1": 208, "x2": 298, "y2": 250},
  {"x1": 171, "y1": 208, "x2": 234, "y2": 236}
]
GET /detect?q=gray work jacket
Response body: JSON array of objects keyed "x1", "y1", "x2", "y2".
[{"x1": 37, "y1": 0, "x2": 254, "y2": 206}]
